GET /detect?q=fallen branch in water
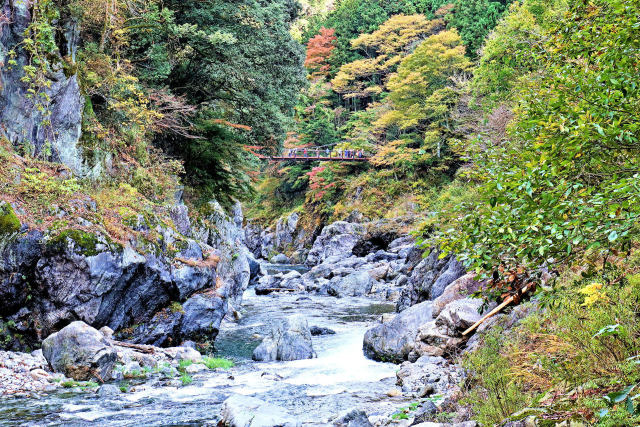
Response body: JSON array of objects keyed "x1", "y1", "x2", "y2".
[{"x1": 462, "y1": 282, "x2": 535, "y2": 336}]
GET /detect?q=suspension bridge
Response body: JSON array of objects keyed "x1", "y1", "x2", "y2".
[{"x1": 256, "y1": 146, "x2": 372, "y2": 162}]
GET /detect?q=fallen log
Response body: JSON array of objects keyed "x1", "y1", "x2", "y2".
[
  {"x1": 462, "y1": 282, "x2": 534, "y2": 336},
  {"x1": 110, "y1": 340, "x2": 157, "y2": 354}
]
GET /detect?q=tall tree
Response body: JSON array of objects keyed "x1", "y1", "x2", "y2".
[{"x1": 305, "y1": 27, "x2": 337, "y2": 78}]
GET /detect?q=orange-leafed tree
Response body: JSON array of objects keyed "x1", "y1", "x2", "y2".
[{"x1": 304, "y1": 27, "x2": 337, "y2": 78}]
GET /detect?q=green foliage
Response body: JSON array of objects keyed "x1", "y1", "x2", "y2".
[
  {"x1": 175, "y1": 118, "x2": 253, "y2": 208},
  {"x1": 471, "y1": 0, "x2": 567, "y2": 101},
  {"x1": 304, "y1": 0, "x2": 450, "y2": 74},
  {"x1": 168, "y1": 302, "x2": 184, "y2": 314},
  {"x1": 462, "y1": 329, "x2": 530, "y2": 424},
  {"x1": 433, "y1": 0, "x2": 640, "y2": 289},
  {"x1": 374, "y1": 30, "x2": 470, "y2": 170},
  {"x1": 18, "y1": 167, "x2": 80, "y2": 206},
  {"x1": 447, "y1": 0, "x2": 514, "y2": 57},
  {"x1": 202, "y1": 357, "x2": 234, "y2": 370},
  {"x1": 180, "y1": 373, "x2": 193, "y2": 386},
  {"x1": 130, "y1": 0, "x2": 306, "y2": 147}
]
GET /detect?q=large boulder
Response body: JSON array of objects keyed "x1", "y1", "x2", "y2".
[
  {"x1": 322, "y1": 272, "x2": 374, "y2": 298},
  {"x1": 432, "y1": 273, "x2": 483, "y2": 317},
  {"x1": 42, "y1": 321, "x2": 117, "y2": 381},
  {"x1": 435, "y1": 298, "x2": 484, "y2": 336},
  {"x1": 220, "y1": 395, "x2": 300, "y2": 427},
  {"x1": 412, "y1": 321, "x2": 463, "y2": 358},
  {"x1": 180, "y1": 293, "x2": 227, "y2": 342},
  {"x1": 363, "y1": 301, "x2": 434, "y2": 363},
  {"x1": 306, "y1": 222, "x2": 364, "y2": 266},
  {"x1": 252, "y1": 315, "x2": 315, "y2": 361}
]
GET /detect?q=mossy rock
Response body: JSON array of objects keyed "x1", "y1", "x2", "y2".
[
  {"x1": 48, "y1": 229, "x2": 101, "y2": 256},
  {"x1": 0, "y1": 201, "x2": 20, "y2": 235}
]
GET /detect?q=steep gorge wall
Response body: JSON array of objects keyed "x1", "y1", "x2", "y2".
[{"x1": 0, "y1": 0, "x2": 97, "y2": 177}]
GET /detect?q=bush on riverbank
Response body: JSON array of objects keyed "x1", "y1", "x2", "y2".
[{"x1": 461, "y1": 260, "x2": 640, "y2": 425}]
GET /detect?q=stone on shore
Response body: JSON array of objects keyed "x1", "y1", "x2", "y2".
[
  {"x1": 333, "y1": 409, "x2": 373, "y2": 427},
  {"x1": 363, "y1": 301, "x2": 433, "y2": 363},
  {"x1": 41, "y1": 321, "x2": 117, "y2": 381}
]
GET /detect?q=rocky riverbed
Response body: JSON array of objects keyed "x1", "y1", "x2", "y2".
[{"x1": 0, "y1": 213, "x2": 510, "y2": 426}]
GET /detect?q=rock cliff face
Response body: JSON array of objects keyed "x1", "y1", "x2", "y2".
[
  {"x1": 0, "y1": 201, "x2": 252, "y2": 351},
  {"x1": 0, "y1": 0, "x2": 94, "y2": 177}
]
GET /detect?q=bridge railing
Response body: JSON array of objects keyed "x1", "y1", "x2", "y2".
[{"x1": 282, "y1": 149, "x2": 370, "y2": 159}]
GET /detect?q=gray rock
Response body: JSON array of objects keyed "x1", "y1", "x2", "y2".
[
  {"x1": 412, "y1": 401, "x2": 438, "y2": 424},
  {"x1": 432, "y1": 274, "x2": 482, "y2": 317},
  {"x1": 169, "y1": 205, "x2": 192, "y2": 237},
  {"x1": 97, "y1": 384, "x2": 121, "y2": 397},
  {"x1": 180, "y1": 294, "x2": 227, "y2": 342},
  {"x1": 363, "y1": 301, "x2": 434, "y2": 363},
  {"x1": 306, "y1": 222, "x2": 364, "y2": 266},
  {"x1": 310, "y1": 326, "x2": 336, "y2": 336},
  {"x1": 252, "y1": 315, "x2": 315, "y2": 362},
  {"x1": 397, "y1": 251, "x2": 465, "y2": 312},
  {"x1": 413, "y1": 321, "x2": 462, "y2": 358},
  {"x1": 333, "y1": 409, "x2": 373, "y2": 427},
  {"x1": 0, "y1": 1, "x2": 91, "y2": 177},
  {"x1": 323, "y1": 272, "x2": 374, "y2": 298},
  {"x1": 435, "y1": 298, "x2": 484, "y2": 336},
  {"x1": 42, "y1": 321, "x2": 117, "y2": 381},
  {"x1": 396, "y1": 355, "x2": 461, "y2": 395},
  {"x1": 220, "y1": 394, "x2": 301, "y2": 427},
  {"x1": 270, "y1": 253, "x2": 291, "y2": 264}
]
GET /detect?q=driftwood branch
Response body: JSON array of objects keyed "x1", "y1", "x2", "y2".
[
  {"x1": 462, "y1": 282, "x2": 534, "y2": 336},
  {"x1": 110, "y1": 340, "x2": 157, "y2": 354}
]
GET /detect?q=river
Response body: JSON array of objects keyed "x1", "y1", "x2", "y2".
[{"x1": 0, "y1": 265, "x2": 414, "y2": 426}]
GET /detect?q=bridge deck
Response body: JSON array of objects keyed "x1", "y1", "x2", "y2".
[{"x1": 265, "y1": 156, "x2": 370, "y2": 162}]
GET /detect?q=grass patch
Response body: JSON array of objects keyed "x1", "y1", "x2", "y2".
[
  {"x1": 202, "y1": 356, "x2": 234, "y2": 370},
  {"x1": 180, "y1": 373, "x2": 193, "y2": 386}
]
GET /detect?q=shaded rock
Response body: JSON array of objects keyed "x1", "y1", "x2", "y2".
[
  {"x1": 128, "y1": 309, "x2": 183, "y2": 347},
  {"x1": 310, "y1": 326, "x2": 336, "y2": 336},
  {"x1": 333, "y1": 409, "x2": 373, "y2": 427},
  {"x1": 412, "y1": 401, "x2": 438, "y2": 424},
  {"x1": 180, "y1": 293, "x2": 227, "y2": 342},
  {"x1": 363, "y1": 301, "x2": 433, "y2": 363},
  {"x1": 397, "y1": 251, "x2": 465, "y2": 312},
  {"x1": 253, "y1": 315, "x2": 315, "y2": 362},
  {"x1": 42, "y1": 321, "x2": 117, "y2": 381},
  {"x1": 220, "y1": 394, "x2": 301, "y2": 427}
]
